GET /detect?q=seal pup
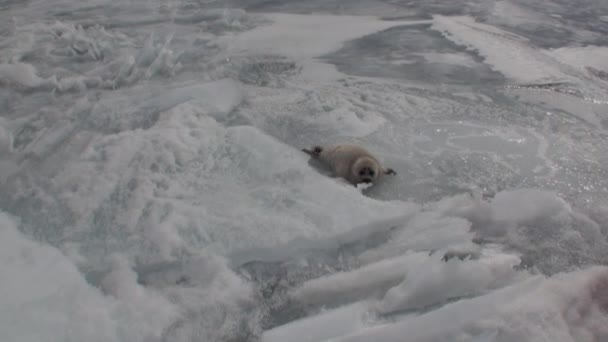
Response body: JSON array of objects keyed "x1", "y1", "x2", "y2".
[{"x1": 302, "y1": 144, "x2": 396, "y2": 186}]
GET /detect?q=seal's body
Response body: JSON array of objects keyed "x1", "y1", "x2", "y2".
[{"x1": 302, "y1": 144, "x2": 396, "y2": 186}]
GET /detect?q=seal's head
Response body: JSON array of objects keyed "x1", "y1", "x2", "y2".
[{"x1": 351, "y1": 156, "x2": 380, "y2": 184}]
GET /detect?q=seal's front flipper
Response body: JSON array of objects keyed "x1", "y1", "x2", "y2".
[
  {"x1": 384, "y1": 168, "x2": 397, "y2": 175},
  {"x1": 301, "y1": 146, "x2": 323, "y2": 158}
]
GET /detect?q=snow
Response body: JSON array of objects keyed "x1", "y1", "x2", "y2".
[{"x1": 2, "y1": 0, "x2": 608, "y2": 341}]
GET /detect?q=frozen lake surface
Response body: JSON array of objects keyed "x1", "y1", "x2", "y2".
[{"x1": 1, "y1": 0, "x2": 608, "y2": 341}]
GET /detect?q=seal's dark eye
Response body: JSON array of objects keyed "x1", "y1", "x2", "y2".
[
  {"x1": 369, "y1": 170, "x2": 375, "y2": 176},
  {"x1": 359, "y1": 170, "x2": 365, "y2": 176}
]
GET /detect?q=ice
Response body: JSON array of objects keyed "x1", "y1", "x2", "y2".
[
  {"x1": 375, "y1": 251, "x2": 521, "y2": 314},
  {"x1": 51, "y1": 100, "x2": 409, "y2": 261},
  {"x1": 487, "y1": 189, "x2": 569, "y2": 225},
  {"x1": 0, "y1": 117, "x2": 13, "y2": 154},
  {"x1": 550, "y1": 46, "x2": 608, "y2": 81},
  {"x1": 257, "y1": 188, "x2": 607, "y2": 340},
  {"x1": 263, "y1": 303, "x2": 369, "y2": 342},
  {"x1": 448, "y1": 189, "x2": 608, "y2": 274},
  {"x1": 221, "y1": 13, "x2": 430, "y2": 81},
  {"x1": 430, "y1": 14, "x2": 608, "y2": 105},
  {"x1": 290, "y1": 253, "x2": 427, "y2": 308},
  {"x1": 222, "y1": 13, "x2": 425, "y2": 60},
  {"x1": 98, "y1": 255, "x2": 179, "y2": 341},
  {"x1": 431, "y1": 15, "x2": 564, "y2": 83},
  {"x1": 0, "y1": 116, "x2": 17, "y2": 182},
  {"x1": 552, "y1": 46, "x2": 608, "y2": 72},
  {"x1": 2, "y1": 0, "x2": 608, "y2": 341},
  {"x1": 0, "y1": 63, "x2": 51, "y2": 89},
  {"x1": 138, "y1": 255, "x2": 260, "y2": 342},
  {"x1": 331, "y1": 266, "x2": 608, "y2": 342},
  {"x1": 2, "y1": 73, "x2": 411, "y2": 281},
  {"x1": 0, "y1": 209, "x2": 260, "y2": 341},
  {"x1": 288, "y1": 249, "x2": 520, "y2": 314},
  {"x1": 491, "y1": 0, "x2": 549, "y2": 27},
  {"x1": 265, "y1": 267, "x2": 608, "y2": 342},
  {"x1": 0, "y1": 211, "x2": 172, "y2": 342},
  {"x1": 416, "y1": 52, "x2": 478, "y2": 68}
]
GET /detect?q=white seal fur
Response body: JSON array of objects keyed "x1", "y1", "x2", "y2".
[{"x1": 302, "y1": 144, "x2": 396, "y2": 186}]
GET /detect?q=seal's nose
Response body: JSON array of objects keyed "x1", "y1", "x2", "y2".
[{"x1": 362, "y1": 178, "x2": 372, "y2": 184}]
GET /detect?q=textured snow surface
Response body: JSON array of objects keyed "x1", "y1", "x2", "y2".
[{"x1": 2, "y1": 0, "x2": 608, "y2": 341}]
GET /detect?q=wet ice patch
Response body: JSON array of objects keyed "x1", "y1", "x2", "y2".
[{"x1": 324, "y1": 23, "x2": 504, "y2": 84}]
